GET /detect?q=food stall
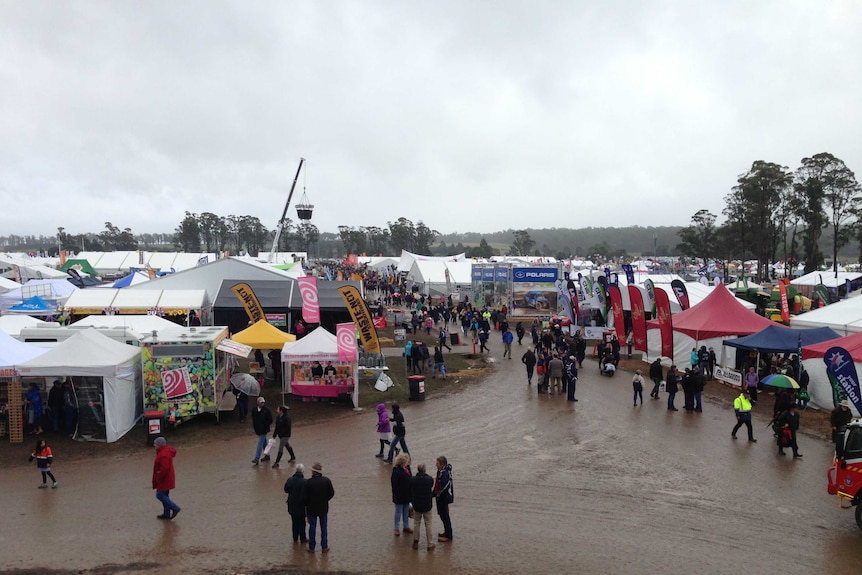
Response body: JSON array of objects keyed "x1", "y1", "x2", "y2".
[
  {"x1": 280, "y1": 327, "x2": 358, "y2": 407},
  {"x1": 140, "y1": 326, "x2": 233, "y2": 423},
  {"x1": 231, "y1": 319, "x2": 297, "y2": 385}
]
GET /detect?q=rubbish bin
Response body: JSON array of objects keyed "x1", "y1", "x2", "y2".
[
  {"x1": 450, "y1": 332, "x2": 460, "y2": 346},
  {"x1": 408, "y1": 375, "x2": 426, "y2": 402},
  {"x1": 145, "y1": 410, "x2": 165, "y2": 446}
]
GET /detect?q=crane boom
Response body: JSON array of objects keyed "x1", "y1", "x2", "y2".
[{"x1": 268, "y1": 157, "x2": 306, "y2": 263}]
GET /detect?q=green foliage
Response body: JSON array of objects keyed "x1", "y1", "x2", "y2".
[
  {"x1": 676, "y1": 209, "x2": 717, "y2": 264},
  {"x1": 509, "y1": 230, "x2": 535, "y2": 256}
]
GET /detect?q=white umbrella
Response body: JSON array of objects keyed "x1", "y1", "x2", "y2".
[{"x1": 230, "y1": 373, "x2": 261, "y2": 396}]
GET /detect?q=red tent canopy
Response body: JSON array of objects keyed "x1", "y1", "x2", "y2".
[
  {"x1": 646, "y1": 284, "x2": 776, "y2": 340},
  {"x1": 803, "y1": 331, "x2": 862, "y2": 362}
]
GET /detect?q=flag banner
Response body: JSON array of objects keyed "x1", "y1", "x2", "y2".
[
  {"x1": 297, "y1": 277, "x2": 321, "y2": 323},
  {"x1": 847, "y1": 278, "x2": 852, "y2": 300},
  {"x1": 813, "y1": 284, "x2": 830, "y2": 306},
  {"x1": 578, "y1": 273, "x2": 590, "y2": 302},
  {"x1": 59, "y1": 250, "x2": 66, "y2": 266},
  {"x1": 337, "y1": 285, "x2": 380, "y2": 353},
  {"x1": 778, "y1": 281, "x2": 790, "y2": 324},
  {"x1": 231, "y1": 282, "x2": 265, "y2": 324},
  {"x1": 372, "y1": 316, "x2": 387, "y2": 329},
  {"x1": 644, "y1": 278, "x2": 657, "y2": 319},
  {"x1": 655, "y1": 287, "x2": 674, "y2": 359},
  {"x1": 670, "y1": 279, "x2": 690, "y2": 310},
  {"x1": 336, "y1": 322, "x2": 358, "y2": 362},
  {"x1": 612, "y1": 273, "x2": 619, "y2": 286},
  {"x1": 595, "y1": 276, "x2": 608, "y2": 322},
  {"x1": 138, "y1": 250, "x2": 144, "y2": 265},
  {"x1": 567, "y1": 279, "x2": 581, "y2": 322},
  {"x1": 628, "y1": 285, "x2": 648, "y2": 352},
  {"x1": 622, "y1": 264, "x2": 635, "y2": 285},
  {"x1": 161, "y1": 367, "x2": 192, "y2": 399},
  {"x1": 608, "y1": 285, "x2": 626, "y2": 340},
  {"x1": 604, "y1": 267, "x2": 611, "y2": 287},
  {"x1": 197, "y1": 255, "x2": 209, "y2": 266},
  {"x1": 824, "y1": 347, "x2": 862, "y2": 414},
  {"x1": 555, "y1": 279, "x2": 575, "y2": 324}
]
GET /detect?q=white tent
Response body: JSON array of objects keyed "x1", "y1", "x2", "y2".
[
  {"x1": 16, "y1": 329, "x2": 143, "y2": 442},
  {"x1": 281, "y1": 327, "x2": 358, "y2": 408},
  {"x1": 396, "y1": 250, "x2": 466, "y2": 273},
  {"x1": 0, "y1": 276, "x2": 20, "y2": 293},
  {"x1": 792, "y1": 270, "x2": 862, "y2": 288},
  {"x1": 70, "y1": 314, "x2": 179, "y2": 334},
  {"x1": 0, "y1": 330, "x2": 49, "y2": 368},
  {"x1": 0, "y1": 315, "x2": 51, "y2": 337},
  {"x1": 790, "y1": 298, "x2": 862, "y2": 336}
]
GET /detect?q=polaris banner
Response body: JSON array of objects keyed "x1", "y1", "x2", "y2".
[
  {"x1": 670, "y1": 279, "x2": 690, "y2": 311},
  {"x1": 512, "y1": 267, "x2": 559, "y2": 318},
  {"x1": 824, "y1": 346, "x2": 862, "y2": 414}
]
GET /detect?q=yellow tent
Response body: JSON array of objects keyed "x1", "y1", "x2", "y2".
[{"x1": 232, "y1": 320, "x2": 297, "y2": 349}]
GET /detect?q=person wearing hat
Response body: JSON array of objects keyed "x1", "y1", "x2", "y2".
[
  {"x1": 251, "y1": 397, "x2": 273, "y2": 465},
  {"x1": 831, "y1": 399, "x2": 853, "y2": 448},
  {"x1": 731, "y1": 389, "x2": 757, "y2": 442},
  {"x1": 632, "y1": 369, "x2": 645, "y2": 406},
  {"x1": 303, "y1": 462, "x2": 334, "y2": 553},
  {"x1": 152, "y1": 437, "x2": 181, "y2": 520}
]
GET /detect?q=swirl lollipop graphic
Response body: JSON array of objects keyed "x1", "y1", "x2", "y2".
[{"x1": 298, "y1": 277, "x2": 320, "y2": 323}]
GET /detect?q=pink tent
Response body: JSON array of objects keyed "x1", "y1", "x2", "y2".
[{"x1": 647, "y1": 284, "x2": 776, "y2": 340}]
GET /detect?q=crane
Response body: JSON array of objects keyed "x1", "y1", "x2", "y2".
[{"x1": 267, "y1": 157, "x2": 306, "y2": 264}]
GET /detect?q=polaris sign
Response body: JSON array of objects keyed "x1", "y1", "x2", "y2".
[{"x1": 512, "y1": 267, "x2": 559, "y2": 283}]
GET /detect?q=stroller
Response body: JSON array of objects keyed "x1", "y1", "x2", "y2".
[{"x1": 599, "y1": 353, "x2": 616, "y2": 377}]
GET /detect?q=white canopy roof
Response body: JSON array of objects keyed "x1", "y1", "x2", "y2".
[
  {"x1": 790, "y1": 297, "x2": 862, "y2": 335},
  {"x1": 791, "y1": 270, "x2": 862, "y2": 287},
  {"x1": 71, "y1": 314, "x2": 179, "y2": 334},
  {"x1": 0, "y1": 329, "x2": 49, "y2": 369},
  {"x1": 0, "y1": 315, "x2": 50, "y2": 336},
  {"x1": 396, "y1": 250, "x2": 466, "y2": 273},
  {"x1": 64, "y1": 288, "x2": 208, "y2": 313},
  {"x1": 281, "y1": 327, "x2": 339, "y2": 362},
  {"x1": 17, "y1": 328, "x2": 141, "y2": 373}
]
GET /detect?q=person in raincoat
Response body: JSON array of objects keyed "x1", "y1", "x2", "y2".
[{"x1": 375, "y1": 403, "x2": 392, "y2": 458}]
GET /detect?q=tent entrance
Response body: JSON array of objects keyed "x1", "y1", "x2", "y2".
[{"x1": 72, "y1": 376, "x2": 106, "y2": 442}]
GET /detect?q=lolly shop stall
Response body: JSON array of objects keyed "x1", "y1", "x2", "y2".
[{"x1": 280, "y1": 327, "x2": 359, "y2": 407}]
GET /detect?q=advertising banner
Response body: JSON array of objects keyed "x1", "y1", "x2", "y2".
[
  {"x1": 644, "y1": 278, "x2": 657, "y2": 319},
  {"x1": 595, "y1": 276, "x2": 608, "y2": 323},
  {"x1": 336, "y1": 322, "x2": 358, "y2": 362},
  {"x1": 628, "y1": 285, "x2": 647, "y2": 352},
  {"x1": 512, "y1": 267, "x2": 558, "y2": 318},
  {"x1": 715, "y1": 366, "x2": 742, "y2": 387},
  {"x1": 566, "y1": 279, "x2": 581, "y2": 323},
  {"x1": 337, "y1": 286, "x2": 380, "y2": 353},
  {"x1": 824, "y1": 347, "x2": 862, "y2": 414},
  {"x1": 655, "y1": 287, "x2": 674, "y2": 359},
  {"x1": 298, "y1": 276, "x2": 321, "y2": 324},
  {"x1": 555, "y1": 279, "x2": 575, "y2": 324},
  {"x1": 608, "y1": 285, "x2": 625, "y2": 340},
  {"x1": 778, "y1": 281, "x2": 790, "y2": 324},
  {"x1": 622, "y1": 264, "x2": 635, "y2": 285},
  {"x1": 231, "y1": 282, "x2": 265, "y2": 324},
  {"x1": 670, "y1": 279, "x2": 690, "y2": 311}
]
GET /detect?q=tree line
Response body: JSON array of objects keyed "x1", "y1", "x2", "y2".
[{"x1": 677, "y1": 153, "x2": 861, "y2": 281}]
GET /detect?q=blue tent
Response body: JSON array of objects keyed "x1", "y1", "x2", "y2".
[
  {"x1": 723, "y1": 324, "x2": 841, "y2": 354},
  {"x1": 7, "y1": 295, "x2": 57, "y2": 314}
]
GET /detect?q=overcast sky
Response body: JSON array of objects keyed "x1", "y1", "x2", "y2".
[{"x1": 1, "y1": 1, "x2": 860, "y2": 239}]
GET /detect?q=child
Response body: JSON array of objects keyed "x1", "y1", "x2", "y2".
[
  {"x1": 29, "y1": 439, "x2": 58, "y2": 488},
  {"x1": 375, "y1": 403, "x2": 392, "y2": 458},
  {"x1": 632, "y1": 370, "x2": 645, "y2": 406}
]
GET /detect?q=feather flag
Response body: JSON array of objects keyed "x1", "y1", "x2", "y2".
[
  {"x1": 336, "y1": 322, "x2": 358, "y2": 362},
  {"x1": 608, "y1": 285, "x2": 625, "y2": 340},
  {"x1": 628, "y1": 285, "x2": 647, "y2": 352},
  {"x1": 655, "y1": 288, "x2": 674, "y2": 360},
  {"x1": 297, "y1": 277, "x2": 321, "y2": 324}
]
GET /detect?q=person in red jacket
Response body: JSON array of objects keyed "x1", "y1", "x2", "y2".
[{"x1": 152, "y1": 436, "x2": 181, "y2": 520}]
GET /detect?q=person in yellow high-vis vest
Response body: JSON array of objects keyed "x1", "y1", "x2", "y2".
[{"x1": 732, "y1": 389, "x2": 757, "y2": 442}]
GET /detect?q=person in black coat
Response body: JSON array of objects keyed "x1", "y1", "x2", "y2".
[
  {"x1": 390, "y1": 453, "x2": 413, "y2": 536},
  {"x1": 284, "y1": 465, "x2": 307, "y2": 543},
  {"x1": 666, "y1": 365, "x2": 679, "y2": 411},
  {"x1": 410, "y1": 463, "x2": 435, "y2": 550},
  {"x1": 272, "y1": 405, "x2": 296, "y2": 468},
  {"x1": 649, "y1": 358, "x2": 663, "y2": 399},
  {"x1": 775, "y1": 404, "x2": 802, "y2": 458},
  {"x1": 303, "y1": 462, "x2": 335, "y2": 553},
  {"x1": 251, "y1": 398, "x2": 273, "y2": 465}
]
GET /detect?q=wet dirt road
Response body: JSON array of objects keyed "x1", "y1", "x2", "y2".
[{"x1": 3, "y1": 351, "x2": 862, "y2": 575}]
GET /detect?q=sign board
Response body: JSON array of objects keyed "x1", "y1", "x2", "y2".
[
  {"x1": 394, "y1": 328, "x2": 406, "y2": 341},
  {"x1": 266, "y1": 313, "x2": 287, "y2": 327},
  {"x1": 715, "y1": 366, "x2": 742, "y2": 387},
  {"x1": 511, "y1": 267, "x2": 559, "y2": 318}
]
